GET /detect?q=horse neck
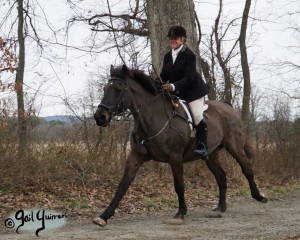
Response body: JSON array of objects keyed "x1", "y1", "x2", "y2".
[
  {"x1": 127, "y1": 79, "x2": 168, "y2": 134},
  {"x1": 127, "y1": 78, "x2": 160, "y2": 116}
]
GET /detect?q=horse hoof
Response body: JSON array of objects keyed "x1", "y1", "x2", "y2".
[
  {"x1": 204, "y1": 212, "x2": 222, "y2": 218},
  {"x1": 164, "y1": 218, "x2": 185, "y2": 225},
  {"x1": 174, "y1": 213, "x2": 185, "y2": 220},
  {"x1": 213, "y1": 206, "x2": 227, "y2": 213},
  {"x1": 261, "y1": 197, "x2": 268, "y2": 203},
  {"x1": 92, "y1": 217, "x2": 107, "y2": 227}
]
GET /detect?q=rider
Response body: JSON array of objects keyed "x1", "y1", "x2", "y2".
[{"x1": 160, "y1": 25, "x2": 209, "y2": 158}]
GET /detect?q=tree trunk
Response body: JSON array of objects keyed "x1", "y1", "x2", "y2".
[
  {"x1": 16, "y1": 0, "x2": 27, "y2": 157},
  {"x1": 240, "y1": 0, "x2": 251, "y2": 134},
  {"x1": 214, "y1": 0, "x2": 232, "y2": 104},
  {"x1": 147, "y1": 0, "x2": 201, "y2": 72},
  {"x1": 200, "y1": 57, "x2": 217, "y2": 100}
]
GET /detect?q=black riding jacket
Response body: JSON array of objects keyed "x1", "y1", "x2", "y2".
[{"x1": 160, "y1": 45, "x2": 208, "y2": 102}]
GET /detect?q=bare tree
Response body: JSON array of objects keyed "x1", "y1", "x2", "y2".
[
  {"x1": 200, "y1": 55, "x2": 217, "y2": 100},
  {"x1": 67, "y1": 0, "x2": 202, "y2": 72},
  {"x1": 1, "y1": 0, "x2": 65, "y2": 155},
  {"x1": 213, "y1": 0, "x2": 239, "y2": 104},
  {"x1": 199, "y1": 0, "x2": 242, "y2": 103},
  {"x1": 67, "y1": 0, "x2": 149, "y2": 69},
  {"x1": 273, "y1": 1, "x2": 300, "y2": 103},
  {"x1": 240, "y1": 0, "x2": 252, "y2": 133},
  {"x1": 15, "y1": 0, "x2": 27, "y2": 156},
  {"x1": 67, "y1": 0, "x2": 258, "y2": 115}
]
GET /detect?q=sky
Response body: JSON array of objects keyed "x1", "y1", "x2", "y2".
[
  {"x1": 197, "y1": 0, "x2": 299, "y2": 117},
  {"x1": 0, "y1": 0, "x2": 299, "y2": 118}
]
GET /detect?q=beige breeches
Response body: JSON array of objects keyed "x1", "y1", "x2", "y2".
[{"x1": 188, "y1": 97, "x2": 207, "y2": 126}]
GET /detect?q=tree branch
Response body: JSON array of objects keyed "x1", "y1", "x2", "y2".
[
  {"x1": 106, "y1": 0, "x2": 125, "y2": 64},
  {"x1": 195, "y1": 10, "x2": 202, "y2": 45}
]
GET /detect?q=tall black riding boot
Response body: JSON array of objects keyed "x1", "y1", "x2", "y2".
[{"x1": 194, "y1": 119, "x2": 209, "y2": 159}]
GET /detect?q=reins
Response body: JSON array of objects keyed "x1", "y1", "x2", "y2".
[
  {"x1": 131, "y1": 85, "x2": 187, "y2": 145},
  {"x1": 102, "y1": 73, "x2": 190, "y2": 145}
]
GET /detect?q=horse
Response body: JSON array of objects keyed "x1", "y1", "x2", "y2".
[{"x1": 92, "y1": 64, "x2": 267, "y2": 226}]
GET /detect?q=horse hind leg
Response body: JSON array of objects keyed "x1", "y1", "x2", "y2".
[
  {"x1": 205, "y1": 150, "x2": 227, "y2": 212},
  {"x1": 226, "y1": 143, "x2": 268, "y2": 203}
]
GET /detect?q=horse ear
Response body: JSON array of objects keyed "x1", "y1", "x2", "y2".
[
  {"x1": 110, "y1": 65, "x2": 114, "y2": 76},
  {"x1": 122, "y1": 64, "x2": 128, "y2": 74},
  {"x1": 122, "y1": 64, "x2": 133, "y2": 78}
]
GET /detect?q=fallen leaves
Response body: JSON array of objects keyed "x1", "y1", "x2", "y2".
[{"x1": 0, "y1": 172, "x2": 216, "y2": 219}]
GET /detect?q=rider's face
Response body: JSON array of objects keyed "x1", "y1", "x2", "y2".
[{"x1": 169, "y1": 37, "x2": 184, "y2": 49}]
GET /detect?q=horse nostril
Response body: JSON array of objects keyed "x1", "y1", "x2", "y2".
[
  {"x1": 99, "y1": 114, "x2": 107, "y2": 121},
  {"x1": 94, "y1": 113, "x2": 105, "y2": 122},
  {"x1": 94, "y1": 108, "x2": 110, "y2": 126}
]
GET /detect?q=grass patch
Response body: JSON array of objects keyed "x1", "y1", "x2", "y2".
[
  {"x1": 143, "y1": 197, "x2": 157, "y2": 211},
  {"x1": 142, "y1": 195, "x2": 178, "y2": 211},
  {"x1": 160, "y1": 196, "x2": 178, "y2": 208},
  {"x1": 60, "y1": 196, "x2": 90, "y2": 210},
  {"x1": 237, "y1": 188, "x2": 250, "y2": 197},
  {"x1": 270, "y1": 186, "x2": 288, "y2": 194}
]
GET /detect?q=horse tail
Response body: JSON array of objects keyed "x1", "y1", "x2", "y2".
[{"x1": 244, "y1": 141, "x2": 256, "y2": 161}]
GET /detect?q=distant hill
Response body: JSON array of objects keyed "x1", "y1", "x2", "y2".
[{"x1": 42, "y1": 115, "x2": 78, "y2": 124}]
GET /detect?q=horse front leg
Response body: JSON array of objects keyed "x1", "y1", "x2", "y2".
[
  {"x1": 92, "y1": 151, "x2": 145, "y2": 227},
  {"x1": 170, "y1": 156, "x2": 187, "y2": 220}
]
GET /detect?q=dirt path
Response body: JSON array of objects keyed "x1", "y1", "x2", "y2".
[{"x1": 1, "y1": 188, "x2": 300, "y2": 240}]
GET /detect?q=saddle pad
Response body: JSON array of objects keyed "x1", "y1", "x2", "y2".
[{"x1": 178, "y1": 99, "x2": 195, "y2": 136}]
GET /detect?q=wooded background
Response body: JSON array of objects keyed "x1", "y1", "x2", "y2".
[{"x1": 0, "y1": 0, "x2": 299, "y2": 215}]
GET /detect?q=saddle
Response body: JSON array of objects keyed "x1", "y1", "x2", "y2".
[{"x1": 167, "y1": 95, "x2": 208, "y2": 138}]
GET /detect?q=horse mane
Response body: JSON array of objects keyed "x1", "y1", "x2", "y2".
[{"x1": 111, "y1": 66, "x2": 159, "y2": 95}]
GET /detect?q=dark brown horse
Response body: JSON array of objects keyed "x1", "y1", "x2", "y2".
[{"x1": 93, "y1": 65, "x2": 267, "y2": 226}]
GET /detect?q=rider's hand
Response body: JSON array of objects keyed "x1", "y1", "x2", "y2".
[{"x1": 163, "y1": 83, "x2": 173, "y2": 92}]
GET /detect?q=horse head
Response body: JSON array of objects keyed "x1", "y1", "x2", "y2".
[{"x1": 94, "y1": 65, "x2": 132, "y2": 126}]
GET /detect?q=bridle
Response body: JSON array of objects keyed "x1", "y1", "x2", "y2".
[
  {"x1": 98, "y1": 77, "x2": 128, "y2": 116},
  {"x1": 98, "y1": 76, "x2": 165, "y2": 116},
  {"x1": 97, "y1": 76, "x2": 175, "y2": 145}
]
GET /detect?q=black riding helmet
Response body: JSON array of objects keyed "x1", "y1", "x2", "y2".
[{"x1": 167, "y1": 26, "x2": 187, "y2": 38}]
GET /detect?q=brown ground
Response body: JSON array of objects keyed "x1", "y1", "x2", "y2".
[{"x1": 1, "y1": 186, "x2": 299, "y2": 240}]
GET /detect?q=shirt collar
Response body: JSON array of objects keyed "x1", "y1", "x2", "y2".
[{"x1": 172, "y1": 44, "x2": 184, "y2": 55}]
